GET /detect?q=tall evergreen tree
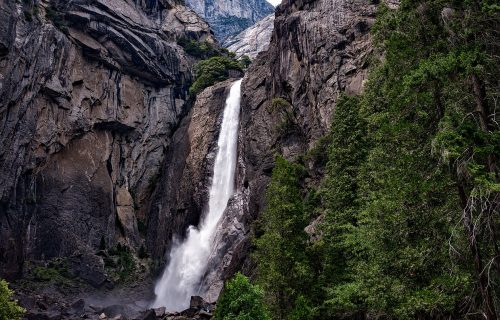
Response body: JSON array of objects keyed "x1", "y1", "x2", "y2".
[{"x1": 254, "y1": 156, "x2": 312, "y2": 319}]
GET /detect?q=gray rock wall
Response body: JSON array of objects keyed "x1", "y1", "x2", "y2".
[
  {"x1": 224, "y1": 13, "x2": 275, "y2": 59},
  {"x1": 0, "y1": 0, "x2": 213, "y2": 279},
  {"x1": 185, "y1": 0, "x2": 275, "y2": 41}
]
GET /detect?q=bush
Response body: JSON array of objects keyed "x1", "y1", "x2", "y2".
[
  {"x1": 215, "y1": 273, "x2": 270, "y2": 320},
  {"x1": 107, "y1": 244, "x2": 136, "y2": 281},
  {"x1": 177, "y1": 37, "x2": 218, "y2": 58},
  {"x1": 189, "y1": 56, "x2": 242, "y2": 95},
  {"x1": 240, "y1": 55, "x2": 252, "y2": 68},
  {"x1": 0, "y1": 279, "x2": 24, "y2": 320}
]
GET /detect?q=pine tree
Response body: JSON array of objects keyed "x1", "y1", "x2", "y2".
[{"x1": 254, "y1": 156, "x2": 312, "y2": 319}]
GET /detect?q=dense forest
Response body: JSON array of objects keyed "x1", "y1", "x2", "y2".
[{"x1": 217, "y1": 0, "x2": 500, "y2": 319}]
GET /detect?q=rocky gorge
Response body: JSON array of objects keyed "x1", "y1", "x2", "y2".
[{"x1": 0, "y1": 0, "x2": 456, "y2": 319}]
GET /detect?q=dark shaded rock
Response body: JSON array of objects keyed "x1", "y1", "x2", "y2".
[
  {"x1": 179, "y1": 308, "x2": 199, "y2": 318},
  {"x1": 137, "y1": 309, "x2": 156, "y2": 320},
  {"x1": 68, "y1": 252, "x2": 107, "y2": 288},
  {"x1": 25, "y1": 310, "x2": 62, "y2": 320},
  {"x1": 189, "y1": 296, "x2": 211, "y2": 311},
  {"x1": 67, "y1": 298, "x2": 85, "y2": 315},
  {"x1": 0, "y1": 0, "x2": 214, "y2": 280}
]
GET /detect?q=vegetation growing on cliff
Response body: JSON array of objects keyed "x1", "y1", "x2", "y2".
[
  {"x1": 0, "y1": 279, "x2": 24, "y2": 320},
  {"x1": 249, "y1": 0, "x2": 500, "y2": 319},
  {"x1": 190, "y1": 56, "x2": 243, "y2": 95}
]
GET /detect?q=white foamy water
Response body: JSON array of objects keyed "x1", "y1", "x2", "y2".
[{"x1": 152, "y1": 79, "x2": 242, "y2": 310}]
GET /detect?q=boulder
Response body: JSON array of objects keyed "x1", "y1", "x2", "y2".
[{"x1": 69, "y1": 252, "x2": 107, "y2": 287}]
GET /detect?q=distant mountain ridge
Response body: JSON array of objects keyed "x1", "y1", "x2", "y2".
[
  {"x1": 223, "y1": 14, "x2": 274, "y2": 59},
  {"x1": 185, "y1": 0, "x2": 275, "y2": 41}
]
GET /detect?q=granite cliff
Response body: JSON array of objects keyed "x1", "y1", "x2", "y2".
[
  {"x1": 0, "y1": 0, "x2": 214, "y2": 282},
  {"x1": 224, "y1": 13, "x2": 275, "y2": 59},
  {"x1": 185, "y1": 0, "x2": 275, "y2": 41}
]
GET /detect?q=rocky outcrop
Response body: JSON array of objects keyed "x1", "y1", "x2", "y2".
[
  {"x1": 0, "y1": 0, "x2": 214, "y2": 280},
  {"x1": 224, "y1": 14, "x2": 275, "y2": 59},
  {"x1": 185, "y1": 0, "x2": 275, "y2": 41}
]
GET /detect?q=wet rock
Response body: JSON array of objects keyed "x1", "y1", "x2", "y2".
[
  {"x1": 137, "y1": 309, "x2": 156, "y2": 320},
  {"x1": 100, "y1": 305, "x2": 128, "y2": 318},
  {"x1": 65, "y1": 298, "x2": 85, "y2": 317},
  {"x1": 189, "y1": 296, "x2": 212, "y2": 311},
  {"x1": 154, "y1": 306, "x2": 166, "y2": 317}
]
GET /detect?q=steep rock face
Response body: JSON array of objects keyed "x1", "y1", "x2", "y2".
[
  {"x1": 185, "y1": 0, "x2": 275, "y2": 41},
  {"x1": 0, "y1": 0, "x2": 213, "y2": 279},
  {"x1": 146, "y1": 79, "x2": 237, "y2": 262},
  {"x1": 237, "y1": 0, "x2": 389, "y2": 270},
  {"x1": 223, "y1": 14, "x2": 275, "y2": 59}
]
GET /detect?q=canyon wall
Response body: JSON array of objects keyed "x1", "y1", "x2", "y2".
[
  {"x1": 236, "y1": 0, "x2": 393, "y2": 273},
  {"x1": 185, "y1": 0, "x2": 275, "y2": 41},
  {"x1": 0, "y1": 0, "x2": 213, "y2": 280}
]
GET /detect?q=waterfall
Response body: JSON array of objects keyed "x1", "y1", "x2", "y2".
[{"x1": 152, "y1": 79, "x2": 243, "y2": 311}]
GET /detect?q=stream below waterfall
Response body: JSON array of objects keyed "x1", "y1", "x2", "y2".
[{"x1": 152, "y1": 79, "x2": 243, "y2": 311}]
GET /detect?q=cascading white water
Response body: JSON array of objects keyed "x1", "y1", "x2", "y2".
[{"x1": 152, "y1": 79, "x2": 243, "y2": 311}]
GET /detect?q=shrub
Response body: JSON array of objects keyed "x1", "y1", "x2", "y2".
[
  {"x1": 215, "y1": 273, "x2": 270, "y2": 320},
  {"x1": 0, "y1": 279, "x2": 25, "y2": 320},
  {"x1": 177, "y1": 37, "x2": 218, "y2": 58},
  {"x1": 240, "y1": 55, "x2": 252, "y2": 68},
  {"x1": 107, "y1": 244, "x2": 136, "y2": 281},
  {"x1": 189, "y1": 56, "x2": 242, "y2": 95}
]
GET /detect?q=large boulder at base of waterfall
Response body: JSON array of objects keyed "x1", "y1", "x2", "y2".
[
  {"x1": 189, "y1": 296, "x2": 213, "y2": 311},
  {"x1": 138, "y1": 309, "x2": 156, "y2": 320}
]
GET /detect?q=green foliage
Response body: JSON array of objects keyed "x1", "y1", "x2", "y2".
[
  {"x1": 269, "y1": 98, "x2": 301, "y2": 136},
  {"x1": 177, "y1": 37, "x2": 218, "y2": 59},
  {"x1": 29, "y1": 259, "x2": 74, "y2": 287},
  {"x1": 240, "y1": 55, "x2": 252, "y2": 68},
  {"x1": 106, "y1": 244, "x2": 136, "y2": 282},
  {"x1": 254, "y1": 156, "x2": 313, "y2": 319},
  {"x1": 253, "y1": 0, "x2": 500, "y2": 318},
  {"x1": 0, "y1": 279, "x2": 24, "y2": 320},
  {"x1": 215, "y1": 273, "x2": 270, "y2": 320},
  {"x1": 189, "y1": 56, "x2": 242, "y2": 95}
]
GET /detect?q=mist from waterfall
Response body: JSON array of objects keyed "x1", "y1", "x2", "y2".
[{"x1": 152, "y1": 79, "x2": 243, "y2": 311}]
